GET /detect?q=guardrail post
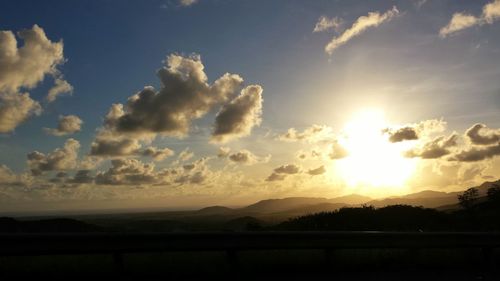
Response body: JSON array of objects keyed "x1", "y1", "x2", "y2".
[
  {"x1": 324, "y1": 248, "x2": 335, "y2": 268},
  {"x1": 482, "y1": 247, "x2": 492, "y2": 271},
  {"x1": 408, "y1": 247, "x2": 420, "y2": 270},
  {"x1": 113, "y1": 252, "x2": 124, "y2": 275},
  {"x1": 226, "y1": 249, "x2": 239, "y2": 278}
]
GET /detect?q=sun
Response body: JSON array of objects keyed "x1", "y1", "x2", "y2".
[{"x1": 335, "y1": 109, "x2": 417, "y2": 195}]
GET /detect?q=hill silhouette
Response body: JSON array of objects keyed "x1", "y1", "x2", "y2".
[
  {"x1": 2, "y1": 179, "x2": 498, "y2": 232},
  {"x1": 276, "y1": 188, "x2": 500, "y2": 231}
]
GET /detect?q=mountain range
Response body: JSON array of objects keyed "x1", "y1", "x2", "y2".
[{"x1": 7, "y1": 180, "x2": 498, "y2": 232}]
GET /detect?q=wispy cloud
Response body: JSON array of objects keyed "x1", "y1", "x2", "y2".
[
  {"x1": 313, "y1": 16, "x2": 343, "y2": 33},
  {"x1": 324, "y1": 6, "x2": 399, "y2": 55},
  {"x1": 440, "y1": 0, "x2": 500, "y2": 37}
]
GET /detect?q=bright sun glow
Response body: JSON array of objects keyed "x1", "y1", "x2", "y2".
[{"x1": 336, "y1": 109, "x2": 417, "y2": 195}]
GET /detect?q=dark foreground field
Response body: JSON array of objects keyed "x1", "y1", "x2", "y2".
[
  {"x1": 1, "y1": 184, "x2": 499, "y2": 280},
  {"x1": 0, "y1": 232, "x2": 499, "y2": 280}
]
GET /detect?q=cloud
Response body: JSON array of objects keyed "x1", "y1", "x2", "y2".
[
  {"x1": 384, "y1": 119, "x2": 447, "y2": 142},
  {"x1": 173, "y1": 158, "x2": 211, "y2": 185},
  {"x1": 217, "y1": 147, "x2": 231, "y2": 158},
  {"x1": 414, "y1": 0, "x2": 428, "y2": 10},
  {"x1": 27, "y1": 138, "x2": 80, "y2": 175},
  {"x1": 440, "y1": 0, "x2": 500, "y2": 37},
  {"x1": 307, "y1": 165, "x2": 326, "y2": 176},
  {"x1": 46, "y1": 78, "x2": 73, "y2": 102},
  {"x1": 44, "y1": 115, "x2": 83, "y2": 136},
  {"x1": 67, "y1": 170, "x2": 94, "y2": 184},
  {"x1": 0, "y1": 92, "x2": 41, "y2": 133},
  {"x1": 177, "y1": 148, "x2": 194, "y2": 162},
  {"x1": 450, "y1": 142, "x2": 500, "y2": 162},
  {"x1": 211, "y1": 85, "x2": 263, "y2": 143},
  {"x1": 278, "y1": 124, "x2": 333, "y2": 143},
  {"x1": 483, "y1": 0, "x2": 500, "y2": 23},
  {"x1": 95, "y1": 158, "x2": 156, "y2": 185},
  {"x1": 0, "y1": 25, "x2": 64, "y2": 92},
  {"x1": 102, "y1": 54, "x2": 244, "y2": 139},
  {"x1": 0, "y1": 25, "x2": 69, "y2": 132},
  {"x1": 296, "y1": 149, "x2": 323, "y2": 160},
  {"x1": 90, "y1": 136, "x2": 141, "y2": 157},
  {"x1": 329, "y1": 141, "x2": 348, "y2": 159},
  {"x1": 313, "y1": 16, "x2": 343, "y2": 33},
  {"x1": 465, "y1": 123, "x2": 500, "y2": 145},
  {"x1": 405, "y1": 134, "x2": 458, "y2": 159},
  {"x1": 227, "y1": 149, "x2": 270, "y2": 165},
  {"x1": 266, "y1": 163, "x2": 301, "y2": 184},
  {"x1": 179, "y1": 0, "x2": 197, "y2": 7},
  {"x1": 0, "y1": 165, "x2": 17, "y2": 183},
  {"x1": 274, "y1": 164, "x2": 301, "y2": 174},
  {"x1": 91, "y1": 156, "x2": 213, "y2": 186},
  {"x1": 0, "y1": 164, "x2": 32, "y2": 187},
  {"x1": 384, "y1": 126, "x2": 418, "y2": 143},
  {"x1": 324, "y1": 6, "x2": 399, "y2": 55},
  {"x1": 439, "y1": 13, "x2": 479, "y2": 37},
  {"x1": 228, "y1": 150, "x2": 258, "y2": 165},
  {"x1": 89, "y1": 133, "x2": 173, "y2": 161},
  {"x1": 265, "y1": 172, "x2": 286, "y2": 182},
  {"x1": 140, "y1": 147, "x2": 174, "y2": 161}
]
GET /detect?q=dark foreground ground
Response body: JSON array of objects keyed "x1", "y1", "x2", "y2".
[
  {"x1": 0, "y1": 233, "x2": 499, "y2": 281},
  {"x1": 0, "y1": 249, "x2": 499, "y2": 280}
]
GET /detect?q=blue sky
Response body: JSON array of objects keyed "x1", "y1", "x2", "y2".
[{"x1": 1, "y1": 0, "x2": 500, "y2": 212}]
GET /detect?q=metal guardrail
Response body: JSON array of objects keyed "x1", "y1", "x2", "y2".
[
  {"x1": 1, "y1": 232, "x2": 499, "y2": 272},
  {"x1": 1, "y1": 231, "x2": 500, "y2": 255}
]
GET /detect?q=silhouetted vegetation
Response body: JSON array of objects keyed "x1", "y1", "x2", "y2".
[
  {"x1": 458, "y1": 187, "x2": 479, "y2": 210},
  {"x1": 277, "y1": 196, "x2": 500, "y2": 231},
  {"x1": 275, "y1": 205, "x2": 451, "y2": 231},
  {"x1": 487, "y1": 184, "x2": 500, "y2": 201}
]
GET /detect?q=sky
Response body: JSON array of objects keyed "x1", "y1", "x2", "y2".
[{"x1": 1, "y1": 0, "x2": 500, "y2": 213}]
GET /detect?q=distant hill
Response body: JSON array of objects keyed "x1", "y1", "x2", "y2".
[
  {"x1": 328, "y1": 194, "x2": 372, "y2": 204},
  {"x1": 6, "y1": 179, "x2": 497, "y2": 232},
  {"x1": 241, "y1": 197, "x2": 336, "y2": 213},
  {"x1": 0, "y1": 217, "x2": 102, "y2": 233},
  {"x1": 194, "y1": 206, "x2": 234, "y2": 215},
  {"x1": 367, "y1": 180, "x2": 500, "y2": 209}
]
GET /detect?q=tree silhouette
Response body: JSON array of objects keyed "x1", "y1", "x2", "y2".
[
  {"x1": 458, "y1": 187, "x2": 479, "y2": 210},
  {"x1": 487, "y1": 184, "x2": 500, "y2": 201}
]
